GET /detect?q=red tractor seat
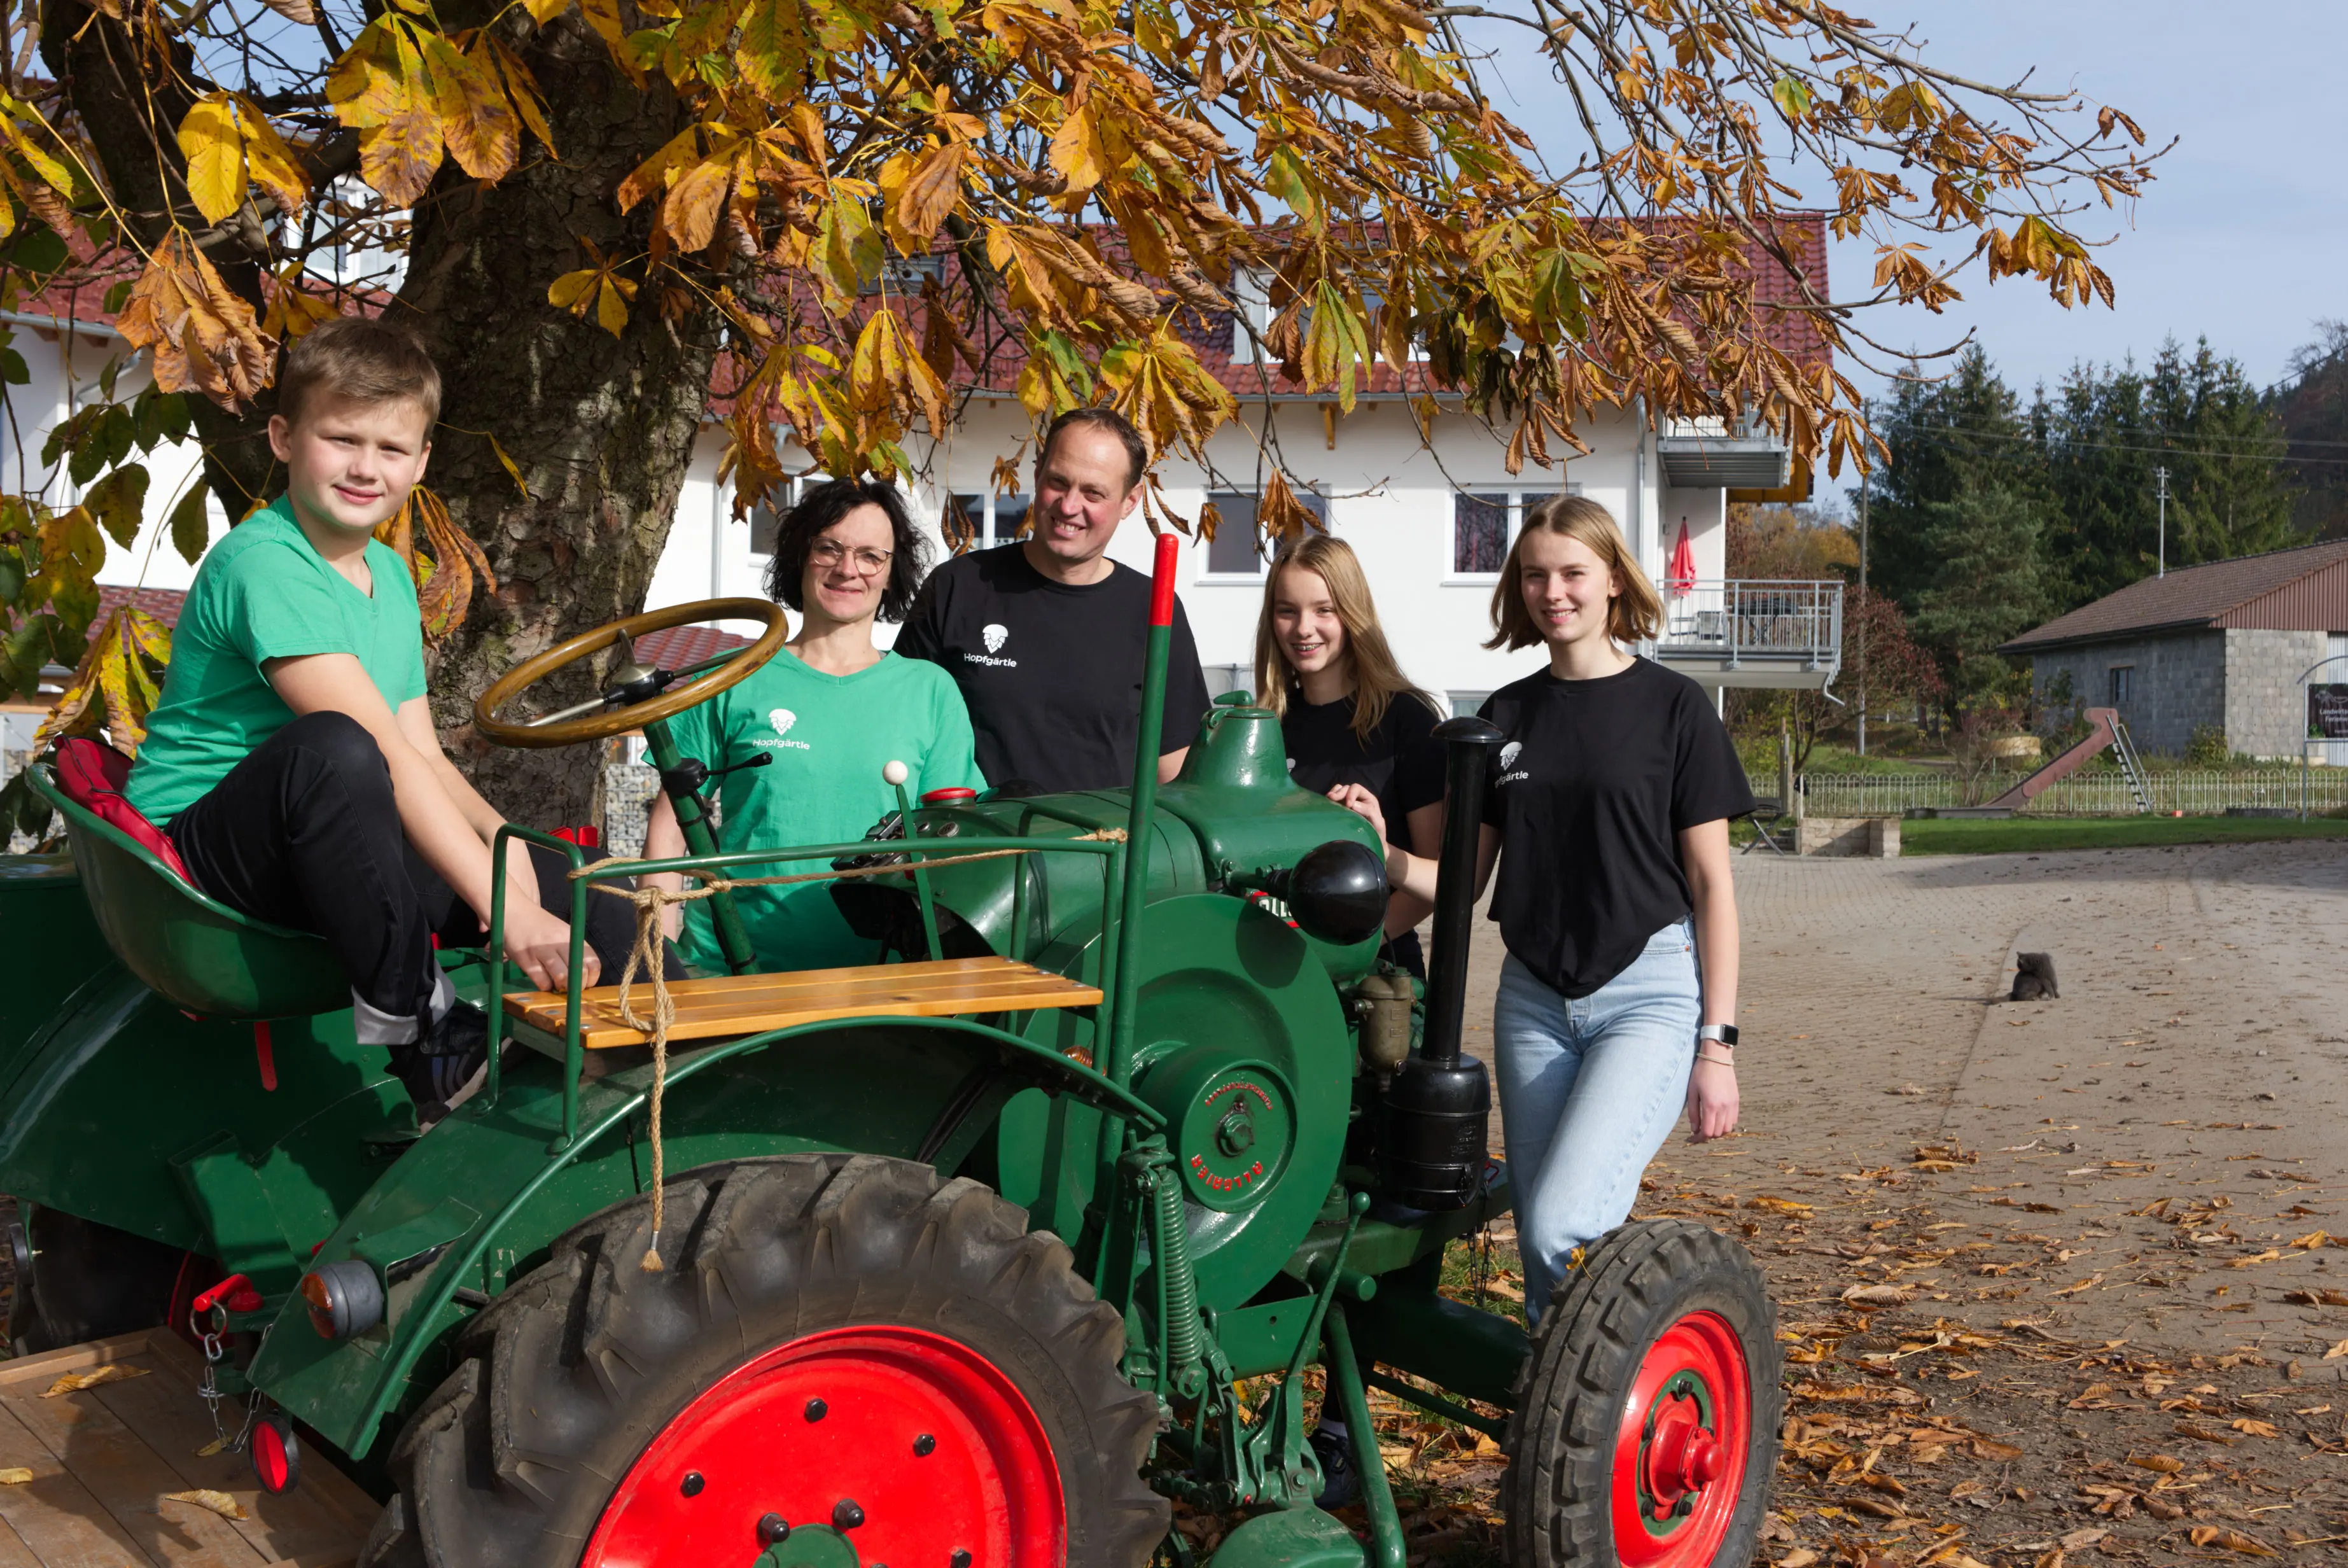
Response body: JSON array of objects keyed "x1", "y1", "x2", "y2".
[
  {"x1": 27, "y1": 743, "x2": 352, "y2": 1021},
  {"x1": 52, "y1": 738, "x2": 196, "y2": 883}
]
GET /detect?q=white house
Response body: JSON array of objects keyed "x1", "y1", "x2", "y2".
[{"x1": 5, "y1": 221, "x2": 1840, "y2": 785}]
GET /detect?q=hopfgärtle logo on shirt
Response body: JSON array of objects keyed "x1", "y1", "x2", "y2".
[
  {"x1": 750, "y1": 706, "x2": 812, "y2": 752},
  {"x1": 964, "y1": 622, "x2": 1017, "y2": 668},
  {"x1": 1496, "y1": 739, "x2": 1528, "y2": 786}
]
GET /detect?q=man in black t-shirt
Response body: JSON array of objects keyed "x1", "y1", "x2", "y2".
[{"x1": 896, "y1": 409, "x2": 1213, "y2": 793}]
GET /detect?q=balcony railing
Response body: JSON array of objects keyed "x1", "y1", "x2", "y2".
[{"x1": 1652, "y1": 579, "x2": 1842, "y2": 671}]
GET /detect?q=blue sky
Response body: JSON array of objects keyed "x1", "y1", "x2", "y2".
[{"x1": 1469, "y1": 1, "x2": 2347, "y2": 402}]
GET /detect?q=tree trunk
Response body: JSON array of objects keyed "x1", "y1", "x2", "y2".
[
  {"x1": 400, "y1": 10, "x2": 727, "y2": 824},
  {"x1": 50, "y1": 1, "x2": 728, "y2": 825}
]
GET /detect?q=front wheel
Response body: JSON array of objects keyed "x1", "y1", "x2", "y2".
[
  {"x1": 361, "y1": 1154, "x2": 1168, "y2": 1568},
  {"x1": 1502, "y1": 1219, "x2": 1783, "y2": 1567}
]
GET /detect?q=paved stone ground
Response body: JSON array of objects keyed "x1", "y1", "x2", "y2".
[{"x1": 1351, "y1": 841, "x2": 2348, "y2": 1565}]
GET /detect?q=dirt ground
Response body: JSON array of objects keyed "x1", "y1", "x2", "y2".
[
  {"x1": 14, "y1": 840, "x2": 2348, "y2": 1565},
  {"x1": 1331, "y1": 839, "x2": 2348, "y2": 1566}
]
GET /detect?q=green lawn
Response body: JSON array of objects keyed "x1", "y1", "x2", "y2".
[{"x1": 1901, "y1": 814, "x2": 2348, "y2": 855}]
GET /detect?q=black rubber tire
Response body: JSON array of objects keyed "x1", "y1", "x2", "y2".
[
  {"x1": 1500, "y1": 1219, "x2": 1784, "y2": 1568},
  {"x1": 15, "y1": 1205, "x2": 188, "y2": 1352},
  {"x1": 359, "y1": 1153, "x2": 1167, "y2": 1568}
]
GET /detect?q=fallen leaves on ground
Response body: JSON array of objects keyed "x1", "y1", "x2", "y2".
[
  {"x1": 41, "y1": 1364, "x2": 149, "y2": 1397},
  {"x1": 162, "y1": 1489, "x2": 248, "y2": 1520}
]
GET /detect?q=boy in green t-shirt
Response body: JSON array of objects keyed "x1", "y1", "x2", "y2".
[{"x1": 129, "y1": 318, "x2": 657, "y2": 1121}]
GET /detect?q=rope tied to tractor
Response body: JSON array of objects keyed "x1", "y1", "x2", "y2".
[{"x1": 569, "y1": 830, "x2": 1132, "y2": 1273}]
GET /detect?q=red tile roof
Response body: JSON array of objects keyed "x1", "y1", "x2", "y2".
[
  {"x1": 2001, "y1": 540, "x2": 2348, "y2": 651},
  {"x1": 633, "y1": 623, "x2": 751, "y2": 668}
]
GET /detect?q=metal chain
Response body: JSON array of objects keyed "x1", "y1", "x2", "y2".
[{"x1": 192, "y1": 1306, "x2": 261, "y2": 1456}]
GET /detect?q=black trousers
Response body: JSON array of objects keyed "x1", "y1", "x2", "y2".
[{"x1": 167, "y1": 711, "x2": 673, "y2": 1034}]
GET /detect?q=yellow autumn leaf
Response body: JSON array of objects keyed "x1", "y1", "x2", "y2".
[
  {"x1": 176, "y1": 96, "x2": 246, "y2": 224},
  {"x1": 483, "y1": 36, "x2": 556, "y2": 157},
  {"x1": 43, "y1": 1363, "x2": 150, "y2": 1397},
  {"x1": 424, "y1": 32, "x2": 517, "y2": 181},
  {"x1": 1048, "y1": 105, "x2": 1102, "y2": 190},
  {"x1": 596, "y1": 276, "x2": 631, "y2": 336},
  {"x1": 547, "y1": 269, "x2": 599, "y2": 312},
  {"x1": 0, "y1": 1468, "x2": 31, "y2": 1485},
  {"x1": 162, "y1": 1489, "x2": 248, "y2": 1521},
  {"x1": 893, "y1": 142, "x2": 965, "y2": 246},
  {"x1": 662, "y1": 152, "x2": 736, "y2": 253}
]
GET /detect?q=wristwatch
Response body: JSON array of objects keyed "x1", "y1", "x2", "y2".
[{"x1": 1697, "y1": 1023, "x2": 1739, "y2": 1046}]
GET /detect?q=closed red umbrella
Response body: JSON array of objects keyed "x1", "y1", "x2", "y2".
[{"x1": 1667, "y1": 519, "x2": 1696, "y2": 598}]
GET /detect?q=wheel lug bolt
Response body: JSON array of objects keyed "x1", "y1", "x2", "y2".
[
  {"x1": 913, "y1": 1433, "x2": 937, "y2": 1456},
  {"x1": 757, "y1": 1514, "x2": 791, "y2": 1544},
  {"x1": 804, "y1": 1397, "x2": 827, "y2": 1422},
  {"x1": 951, "y1": 1552, "x2": 972, "y2": 1567},
  {"x1": 834, "y1": 1499, "x2": 865, "y2": 1530},
  {"x1": 680, "y1": 1472, "x2": 705, "y2": 1497}
]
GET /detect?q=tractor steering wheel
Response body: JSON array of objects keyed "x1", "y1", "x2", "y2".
[{"x1": 472, "y1": 598, "x2": 790, "y2": 749}]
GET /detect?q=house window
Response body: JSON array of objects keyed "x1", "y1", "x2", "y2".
[
  {"x1": 750, "y1": 499, "x2": 783, "y2": 557},
  {"x1": 1454, "y1": 493, "x2": 1511, "y2": 575},
  {"x1": 2109, "y1": 666, "x2": 2134, "y2": 707},
  {"x1": 1205, "y1": 488, "x2": 1327, "y2": 576},
  {"x1": 747, "y1": 475, "x2": 818, "y2": 557},
  {"x1": 1446, "y1": 691, "x2": 1491, "y2": 719},
  {"x1": 947, "y1": 493, "x2": 1031, "y2": 550}
]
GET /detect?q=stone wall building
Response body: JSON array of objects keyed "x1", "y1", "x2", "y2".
[{"x1": 2002, "y1": 541, "x2": 2348, "y2": 759}]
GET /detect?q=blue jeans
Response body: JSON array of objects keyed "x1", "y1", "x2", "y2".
[{"x1": 1493, "y1": 920, "x2": 1702, "y2": 1320}]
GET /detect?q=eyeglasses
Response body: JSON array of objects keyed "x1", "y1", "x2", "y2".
[{"x1": 810, "y1": 540, "x2": 894, "y2": 575}]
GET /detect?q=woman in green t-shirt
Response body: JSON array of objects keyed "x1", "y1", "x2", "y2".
[{"x1": 644, "y1": 480, "x2": 982, "y2": 973}]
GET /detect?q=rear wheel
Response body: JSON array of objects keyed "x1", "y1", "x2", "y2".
[
  {"x1": 11, "y1": 1205, "x2": 188, "y2": 1352},
  {"x1": 361, "y1": 1154, "x2": 1166, "y2": 1568},
  {"x1": 1502, "y1": 1219, "x2": 1782, "y2": 1567}
]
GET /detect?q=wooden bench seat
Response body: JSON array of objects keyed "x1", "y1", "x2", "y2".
[{"x1": 503, "y1": 955, "x2": 1102, "y2": 1050}]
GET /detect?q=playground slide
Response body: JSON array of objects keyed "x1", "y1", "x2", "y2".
[{"x1": 1987, "y1": 706, "x2": 2121, "y2": 809}]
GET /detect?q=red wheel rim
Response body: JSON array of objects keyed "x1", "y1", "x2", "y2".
[
  {"x1": 1609, "y1": 1310, "x2": 1749, "y2": 1568},
  {"x1": 581, "y1": 1325, "x2": 1065, "y2": 1568}
]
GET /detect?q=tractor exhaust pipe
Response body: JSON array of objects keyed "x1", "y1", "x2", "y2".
[{"x1": 1379, "y1": 717, "x2": 1502, "y2": 1210}]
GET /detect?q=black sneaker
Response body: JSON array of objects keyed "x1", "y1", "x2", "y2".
[
  {"x1": 1309, "y1": 1423, "x2": 1358, "y2": 1509},
  {"x1": 394, "y1": 1002, "x2": 491, "y2": 1126}
]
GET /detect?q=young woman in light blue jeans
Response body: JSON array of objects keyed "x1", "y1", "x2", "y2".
[{"x1": 1334, "y1": 496, "x2": 1751, "y2": 1320}]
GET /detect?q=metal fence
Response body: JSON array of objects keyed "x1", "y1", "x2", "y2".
[{"x1": 1794, "y1": 769, "x2": 2348, "y2": 817}]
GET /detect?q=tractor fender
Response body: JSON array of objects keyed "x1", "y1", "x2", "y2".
[
  {"x1": 248, "y1": 1014, "x2": 1163, "y2": 1462},
  {"x1": 0, "y1": 965, "x2": 395, "y2": 1257}
]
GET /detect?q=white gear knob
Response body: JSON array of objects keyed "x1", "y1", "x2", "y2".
[{"x1": 883, "y1": 760, "x2": 910, "y2": 786}]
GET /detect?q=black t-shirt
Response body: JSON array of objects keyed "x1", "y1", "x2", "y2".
[
  {"x1": 1282, "y1": 688, "x2": 1448, "y2": 977},
  {"x1": 1279, "y1": 690, "x2": 1446, "y2": 851},
  {"x1": 1479, "y1": 657, "x2": 1755, "y2": 999},
  {"x1": 894, "y1": 543, "x2": 1214, "y2": 794}
]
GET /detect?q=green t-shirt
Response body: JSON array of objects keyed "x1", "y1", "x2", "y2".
[
  {"x1": 128, "y1": 498, "x2": 426, "y2": 824},
  {"x1": 667, "y1": 648, "x2": 983, "y2": 974}
]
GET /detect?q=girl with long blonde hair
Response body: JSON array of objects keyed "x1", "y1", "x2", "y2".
[
  {"x1": 1256, "y1": 533, "x2": 1447, "y2": 972},
  {"x1": 1330, "y1": 496, "x2": 1752, "y2": 1324}
]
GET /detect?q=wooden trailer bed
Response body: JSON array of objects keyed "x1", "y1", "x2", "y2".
[{"x1": 0, "y1": 1333, "x2": 377, "y2": 1568}]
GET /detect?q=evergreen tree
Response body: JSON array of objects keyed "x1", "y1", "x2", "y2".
[
  {"x1": 1867, "y1": 347, "x2": 2040, "y2": 615},
  {"x1": 2270, "y1": 321, "x2": 2348, "y2": 541},
  {"x1": 1908, "y1": 486, "x2": 2050, "y2": 708},
  {"x1": 2040, "y1": 339, "x2": 2296, "y2": 608}
]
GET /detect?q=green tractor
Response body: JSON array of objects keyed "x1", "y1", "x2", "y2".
[{"x1": 0, "y1": 534, "x2": 1780, "y2": 1568}]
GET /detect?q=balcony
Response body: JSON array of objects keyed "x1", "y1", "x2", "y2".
[
  {"x1": 1655, "y1": 416, "x2": 1793, "y2": 490},
  {"x1": 1649, "y1": 580, "x2": 1843, "y2": 690}
]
